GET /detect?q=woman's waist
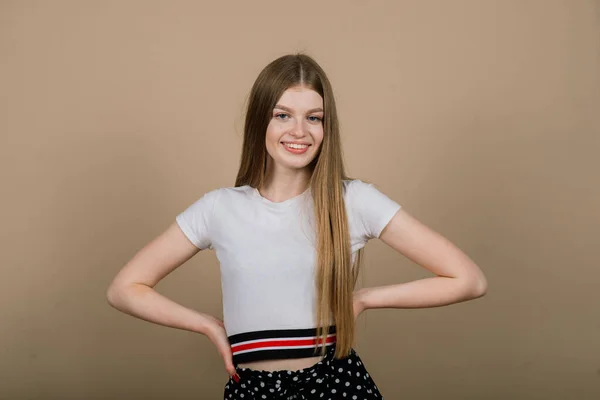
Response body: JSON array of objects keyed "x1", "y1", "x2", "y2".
[
  {"x1": 228, "y1": 326, "x2": 336, "y2": 365},
  {"x1": 237, "y1": 354, "x2": 325, "y2": 373}
]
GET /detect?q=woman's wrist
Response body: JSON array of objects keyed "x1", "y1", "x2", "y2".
[
  {"x1": 353, "y1": 288, "x2": 370, "y2": 316},
  {"x1": 196, "y1": 312, "x2": 224, "y2": 336}
]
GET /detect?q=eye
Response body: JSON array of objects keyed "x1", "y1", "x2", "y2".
[
  {"x1": 275, "y1": 113, "x2": 289, "y2": 120},
  {"x1": 308, "y1": 116, "x2": 322, "y2": 122}
]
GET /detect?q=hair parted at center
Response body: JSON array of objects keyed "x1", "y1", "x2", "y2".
[{"x1": 234, "y1": 53, "x2": 365, "y2": 359}]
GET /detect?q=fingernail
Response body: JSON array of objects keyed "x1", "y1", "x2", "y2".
[{"x1": 233, "y1": 373, "x2": 240, "y2": 383}]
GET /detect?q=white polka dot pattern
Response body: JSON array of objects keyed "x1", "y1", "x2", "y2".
[{"x1": 223, "y1": 346, "x2": 383, "y2": 399}]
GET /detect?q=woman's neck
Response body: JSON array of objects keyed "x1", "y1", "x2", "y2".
[{"x1": 259, "y1": 166, "x2": 312, "y2": 203}]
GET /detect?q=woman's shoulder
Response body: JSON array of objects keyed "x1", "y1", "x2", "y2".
[
  {"x1": 184, "y1": 185, "x2": 252, "y2": 206},
  {"x1": 216, "y1": 184, "x2": 252, "y2": 194},
  {"x1": 341, "y1": 177, "x2": 375, "y2": 194},
  {"x1": 205, "y1": 184, "x2": 257, "y2": 204},
  {"x1": 341, "y1": 177, "x2": 400, "y2": 210}
]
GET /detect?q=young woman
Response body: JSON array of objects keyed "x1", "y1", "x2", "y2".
[{"x1": 107, "y1": 53, "x2": 487, "y2": 399}]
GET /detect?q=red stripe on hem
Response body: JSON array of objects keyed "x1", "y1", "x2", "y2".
[{"x1": 232, "y1": 335, "x2": 336, "y2": 354}]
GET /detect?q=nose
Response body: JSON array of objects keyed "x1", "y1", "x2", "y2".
[{"x1": 289, "y1": 118, "x2": 307, "y2": 137}]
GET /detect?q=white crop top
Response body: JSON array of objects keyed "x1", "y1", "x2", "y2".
[{"x1": 175, "y1": 179, "x2": 401, "y2": 364}]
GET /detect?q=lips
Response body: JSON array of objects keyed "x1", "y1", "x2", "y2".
[
  {"x1": 281, "y1": 142, "x2": 311, "y2": 146},
  {"x1": 281, "y1": 142, "x2": 310, "y2": 154}
]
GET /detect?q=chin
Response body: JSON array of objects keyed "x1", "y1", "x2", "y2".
[
  {"x1": 272, "y1": 152, "x2": 314, "y2": 168},
  {"x1": 282, "y1": 161, "x2": 313, "y2": 170}
]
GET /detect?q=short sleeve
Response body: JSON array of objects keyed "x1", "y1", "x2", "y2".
[
  {"x1": 175, "y1": 189, "x2": 221, "y2": 250},
  {"x1": 350, "y1": 180, "x2": 402, "y2": 241}
]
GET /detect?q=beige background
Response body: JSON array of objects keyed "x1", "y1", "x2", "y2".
[{"x1": 1, "y1": 0, "x2": 599, "y2": 399}]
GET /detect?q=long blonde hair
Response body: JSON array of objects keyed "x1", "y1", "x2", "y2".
[{"x1": 234, "y1": 53, "x2": 364, "y2": 359}]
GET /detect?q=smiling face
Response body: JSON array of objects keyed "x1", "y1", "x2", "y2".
[{"x1": 264, "y1": 85, "x2": 324, "y2": 174}]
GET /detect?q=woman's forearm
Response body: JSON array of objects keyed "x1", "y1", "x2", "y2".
[
  {"x1": 106, "y1": 283, "x2": 217, "y2": 335},
  {"x1": 356, "y1": 276, "x2": 486, "y2": 311}
]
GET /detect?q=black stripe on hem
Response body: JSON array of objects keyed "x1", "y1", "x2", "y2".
[
  {"x1": 232, "y1": 343, "x2": 335, "y2": 365},
  {"x1": 228, "y1": 326, "x2": 336, "y2": 344}
]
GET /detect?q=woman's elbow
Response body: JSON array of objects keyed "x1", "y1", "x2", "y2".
[
  {"x1": 106, "y1": 283, "x2": 119, "y2": 307},
  {"x1": 457, "y1": 270, "x2": 487, "y2": 300},
  {"x1": 468, "y1": 272, "x2": 488, "y2": 299},
  {"x1": 106, "y1": 281, "x2": 129, "y2": 308}
]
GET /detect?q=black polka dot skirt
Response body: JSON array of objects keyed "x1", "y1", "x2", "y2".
[{"x1": 223, "y1": 345, "x2": 384, "y2": 399}]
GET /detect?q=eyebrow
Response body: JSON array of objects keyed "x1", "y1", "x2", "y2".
[{"x1": 274, "y1": 104, "x2": 324, "y2": 114}]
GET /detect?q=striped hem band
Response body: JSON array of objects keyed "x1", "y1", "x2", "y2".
[{"x1": 228, "y1": 326, "x2": 337, "y2": 364}]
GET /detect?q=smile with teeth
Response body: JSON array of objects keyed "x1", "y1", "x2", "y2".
[{"x1": 283, "y1": 142, "x2": 310, "y2": 149}]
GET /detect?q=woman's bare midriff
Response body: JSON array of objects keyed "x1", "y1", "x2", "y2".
[{"x1": 237, "y1": 355, "x2": 325, "y2": 372}]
